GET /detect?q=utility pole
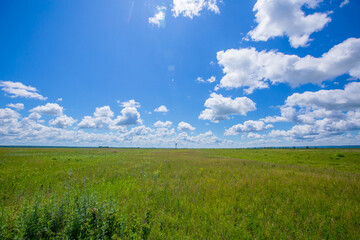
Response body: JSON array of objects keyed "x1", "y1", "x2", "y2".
[{"x1": 175, "y1": 143, "x2": 177, "y2": 149}]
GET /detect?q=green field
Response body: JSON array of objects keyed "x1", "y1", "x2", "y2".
[{"x1": 0, "y1": 148, "x2": 360, "y2": 239}]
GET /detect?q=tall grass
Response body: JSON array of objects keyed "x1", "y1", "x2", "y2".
[
  {"x1": 0, "y1": 190, "x2": 152, "y2": 239},
  {"x1": 0, "y1": 148, "x2": 359, "y2": 239}
]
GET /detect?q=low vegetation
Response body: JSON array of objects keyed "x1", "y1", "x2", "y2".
[{"x1": 0, "y1": 148, "x2": 359, "y2": 239}]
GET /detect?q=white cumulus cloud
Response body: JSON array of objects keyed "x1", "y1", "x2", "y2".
[
  {"x1": 263, "y1": 82, "x2": 360, "y2": 125},
  {"x1": 94, "y1": 106, "x2": 114, "y2": 118},
  {"x1": 199, "y1": 93, "x2": 256, "y2": 123},
  {"x1": 247, "y1": 132, "x2": 264, "y2": 139},
  {"x1": 122, "y1": 125, "x2": 154, "y2": 141},
  {"x1": 78, "y1": 104, "x2": 142, "y2": 129},
  {"x1": 172, "y1": 0, "x2": 220, "y2": 18},
  {"x1": 154, "y1": 120, "x2": 173, "y2": 128},
  {"x1": 78, "y1": 106, "x2": 114, "y2": 129},
  {"x1": 120, "y1": 99, "x2": 140, "y2": 108},
  {"x1": 248, "y1": 0, "x2": 332, "y2": 48},
  {"x1": 176, "y1": 130, "x2": 221, "y2": 145},
  {"x1": 0, "y1": 108, "x2": 20, "y2": 135},
  {"x1": 149, "y1": 6, "x2": 166, "y2": 27},
  {"x1": 217, "y1": 38, "x2": 360, "y2": 94},
  {"x1": 177, "y1": 121, "x2": 196, "y2": 131},
  {"x1": 225, "y1": 120, "x2": 273, "y2": 136},
  {"x1": 30, "y1": 103, "x2": 63, "y2": 116},
  {"x1": 113, "y1": 107, "x2": 142, "y2": 126},
  {"x1": 285, "y1": 82, "x2": 360, "y2": 111},
  {"x1": 268, "y1": 111, "x2": 360, "y2": 140},
  {"x1": 49, "y1": 115, "x2": 77, "y2": 129},
  {"x1": 0, "y1": 107, "x2": 237, "y2": 148},
  {"x1": 78, "y1": 116, "x2": 101, "y2": 129},
  {"x1": 154, "y1": 105, "x2": 169, "y2": 113},
  {"x1": 28, "y1": 113, "x2": 42, "y2": 120},
  {"x1": 264, "y1": 82, "x2": 360, "y2": 140},
  {"x1": 0, "y1": 108, "x2": 20, "y2": 121}
]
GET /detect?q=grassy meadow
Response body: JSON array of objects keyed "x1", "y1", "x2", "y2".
[{"x1": 0, "y1": 147, "x2": 359, "y2": 239}]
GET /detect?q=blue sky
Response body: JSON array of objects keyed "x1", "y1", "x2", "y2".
[{"x1": 0, "y1": 0, "x2": 360, "y2": 147}]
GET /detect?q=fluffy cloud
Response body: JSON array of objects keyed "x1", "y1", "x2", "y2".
[
  {"x1": 248, "y1": 0, "x2": 331, "y2": 48},
  {"x1": 78, "y1": 116, "x2": 100, "y2": 129},
  {"x1": 6, "y1": 103, "x2": 24, "y2": 110},
  {"x1": 123, "y1": 125, "x2": 153, "y2": 140},
  {"x1": 149, "y1": 6, "x2": 166, "y2": 27},
  {"x1": 177, "y1": 121, "x2": 195, "y2": 131},
  {"x1": 176, "y1": 130, "x2": 221, "y2": 145},
  {"x1": 268, "y1": 111, "x2": 360, "y2": 140},
  {"x1": 196, "y1": 76, "x2": 216, "y2": 83},
  {"x1": 49, "y1": 115, "x2": 77, "y2": 129},
  {"x1": 247, "y1": 132, "x2": 264, "y2": 139},
  {"x1": 0, "y1": 81, "x2": 47, "y2": 100},
  {"x1": 1, "y1": 101, "x2": 358, "y2": 147},
  {"x1": 264, "y1": 82, "x2": 360, "y2": 139},
  {"x1": 78, "y1": 104, "x2": 142, "y2": 129},
  {"x1": 94, "y1": 106, "x2": 114, "y2": 118},
  {"x1": 113, "y1": 107, "x2": 142, "y2": 126},
  {"x1": 154, "y1": 120, "x2": 173, "y2": 128},
  {"x1": 30, "y1": 103, "x2": 63, "y2": 116},
  {"x1": 0, "y1": 108, "x2": 20, "y2": 121},
  {"x1": 120, "y1": 99, "x2": 140, "y2": 108},
  {"x1": 225, "y1": 120, "x2": 273, "y2": 136},
  {"x1": 151, "y1": 127, "x2": 176, "y2": 138},
  {"x1": 199, "y1": 93, "x2": 256, "y2": 122},
  {"x1": 154, "y1": 105, "x2": 169, "y2": 113},
  {"x1": 78, "y1": 106, "x2": 114, "y2": 129},
  {"x1": 264, "y1": 82, "x2": 360, "y2": 124},
  {"x1": 285, "y1": 82, "x2": 360, "y2": 111},
  {"x1": 0, "y1": 108, "x2": 20, "y2": 136},
  {"x1": 217, "y1": 38, "x2": 360, "y2": 93},
  {"x1": 0, "y1": 111, "x2": 120, "y2": 146},
  {"x1": 28, "y1": 113, "x2": 42, "y2": 120},
  {"x1": 172, "y1": 0, "x2": 220, "y2": 18},
  {"x1": 1, "y1": 105, "x2": 227, "y2": 147}
]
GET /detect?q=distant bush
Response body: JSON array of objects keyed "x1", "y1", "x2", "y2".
[
  {"x1": 336, "y1": 153, "x2": 345, "y2": 158},
  {"x1": 0, "y1": 191, "x2": 151, "y2": 240}
]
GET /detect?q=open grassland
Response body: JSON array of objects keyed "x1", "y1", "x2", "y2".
[{"x1": 0, "y1": 148, "x2": 359, "y2": 239}]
